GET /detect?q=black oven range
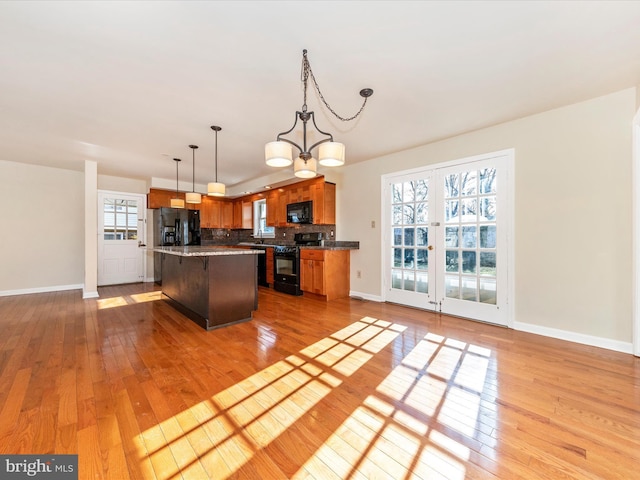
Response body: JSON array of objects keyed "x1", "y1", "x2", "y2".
[{"x1": 273, "y1": 232, "x2": 323, "y2": 295}]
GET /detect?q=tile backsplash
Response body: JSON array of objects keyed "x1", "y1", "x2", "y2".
[{"x1": 201, "y1": 224, "x2": 337, "y2": 246}]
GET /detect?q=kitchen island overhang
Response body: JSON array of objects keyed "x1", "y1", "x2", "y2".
[{"x1": 154, "y1": 246, "x2": 263, "y2": 331}]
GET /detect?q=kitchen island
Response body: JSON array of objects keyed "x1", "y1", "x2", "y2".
[{"x1": 154, "y1": 246, "x2": 263, "y2": 330}]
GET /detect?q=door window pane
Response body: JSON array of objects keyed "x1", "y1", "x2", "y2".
[
  {"x1": 479, "y1": 168, "x2": 496, "y2": 194},
  {"x1": 392, "y1": 269, "x2": 402, "y2": 289},
  {"x1": 392, "y1": 205, "x2": 403, "y2": 225},
  {"x1": 404, "y1": 249, "x2": 415, "y2": 268},
  {"x1": 446, "y1": 250, "x2": 459, "y2": 272},
  {"x1": 445, "y1": 227, "x2": 459, "y2": 247},
  {"x1": 480, "y1": 196, "x2": 496, "y2": 221},
  {"x1": 403, "y1": 271, "x2": 415, "y2": 291},
  {"x1": 403, "y1": 205, "x2": 415, "y2": 224},
  {"x1": 480, "y1": 252, "x2": 496, "y2": 276},
  {"x1": 416, "y1": 227, "x2": 428, "y2": 246},
  {"x1": 480, "y1": 225, "x2": 496, "y2": 248},
  {"x1": 462, "y1": 226, "x2": 476, "y2": 248},
  {"x1": 416, "y1": 202, "x2": 428, "y2": 224},
  {"x1": 462, "y1": 277, "x2": 478, "y2": 301},
  {"x1": 103, "y1": 198, "x2": 137, "y2": 241},
  {"x1": 416, "y1": 272, "x2": 428, "y2": 293},
  {"x1": 461, "y1": 171, "x2": 477, "y2": 196},
  {"x1": 480, "y1": 278, "x2": 497, "y2": 304},
  {"x1": 393, "y1": 228, "x2": 402, "y2": 246},
  {"x1": 462, "y1": 251, "x2": 476, "y2": 274},
  {"x1": 445, "y1": 275, "x2": 459, "y2": 298},
  {"x1": 393, "y1": 248, "x2": 402, "y2": 267},
  {"x1": 404, "y1": 228, "x2": 415, "y2": 246},
  {"x1": 416, "y1": 249, "x2": 428, "y2": 270}
]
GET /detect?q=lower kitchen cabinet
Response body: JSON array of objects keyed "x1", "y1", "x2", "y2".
[
  {"x1": 266, "y1": 247, "x2": 274, "y2": 285},
  {"x1": 300, "y1": 249, "x2": 350, "y2": 301}
]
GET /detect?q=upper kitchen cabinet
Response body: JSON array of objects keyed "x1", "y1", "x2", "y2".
[
  {"x1": 266, "y1": 189, "x2": 288, "y2": 227},
  {"x1": 148, "y1": 188, "x2": 200, "y2": 210},
  {"x1": 200, "y1": 196, "x2": 220, "y2": 228},
  {"x1": 220, "y1": 200, "x2": 233, "y2": 229},
  {"x1": 312, "y1": 180, "x2": 336, "y2": 225},
  {"x1": 148, "y1": 188, "x2": 182, "y2": 209}
]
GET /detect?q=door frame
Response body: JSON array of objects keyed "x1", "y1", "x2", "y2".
[
  {"x1": 380, "y1": 149, "x2": 515, "y2": 328},
  {"x1": 97, "y1": 190, "x2": 147, "y2": 286}
]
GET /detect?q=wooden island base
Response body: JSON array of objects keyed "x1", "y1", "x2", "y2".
[{"x1": 159, "y1": 248, "x2": 259, "y2": 330}]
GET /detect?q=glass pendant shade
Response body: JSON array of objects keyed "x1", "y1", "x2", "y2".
[
  {"x1": 208, "y1": 182, "x2": 226, "y2": 197},
  {"x1": 319, "y1": 142, "x2": 345, "y2": 167},
  {"x1": 185, "y1": 192, "x2": 201, "y2": 204},
  {"x1": 170, "y1": 198, "x2": 185, "y2": 209},
  {"x1": 265, "y1": 141, "x2": 293, "y2": 167},
  {"x1": 294, "y1": 157, "x2": 317, "y2": 178}
]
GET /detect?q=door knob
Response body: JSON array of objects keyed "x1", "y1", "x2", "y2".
[{"x1": 428, "y1": 245, "x2": 434, "y2": 250}]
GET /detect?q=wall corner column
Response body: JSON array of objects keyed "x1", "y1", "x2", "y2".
[{"x1": 83, "y1": 160, "x2": 99, "y2": 299}]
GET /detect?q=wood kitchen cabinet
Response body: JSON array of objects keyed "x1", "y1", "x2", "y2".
[
  {"x1": 266, "y1": 189, "x2": 288, "y2": 227},
  {"x1": 200, "y1": 196, "x2": 220, "y2": 228},
  {"x1": 300, "y1": 249, "x2": 350, "y2": 301},
  {"x1": 312, "y1": 180, "x2": 336, "y2": 225},
  {"x1": 266, "y1": 247, "x2": 274, "y2": 285},
  {"x1": 220, "y1": 201, "x2": 233, "y2": 228},
  {"x1": 148, "y1": 188, "x2": 183, "y2": 209}
]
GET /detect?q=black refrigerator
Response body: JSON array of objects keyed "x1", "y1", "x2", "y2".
[{"x1": 153, "y1": 208, "x2": 201, "y2": 284}]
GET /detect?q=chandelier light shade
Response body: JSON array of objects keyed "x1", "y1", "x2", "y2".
[
  {"x1": 265, "y1": 49, "x2": 372, "y2": 177},
  {"x1": 318, "y1": 142, "x2": 345, "y2": 167},
  {"x1": 265, "y1": 141, "x2": 293, "y2": 167},
  {"x1": 185, "y1": 144, "x2": 201, "y2": 204},
  {"x1": 207, "y1": 125, "x2": 226, "y2": 197},
  {"x1": 171, "y1": 158, "x2": 185, "y2": 209},
  {"x1": 294, "y1": 157, "x2": 317, "y2": 178}
]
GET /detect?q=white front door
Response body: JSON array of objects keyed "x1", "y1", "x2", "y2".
[
  {"x1": 383, "y1": 151, "x2": 512, "y2": 326},
  {"x1": 98, "y1": 191, "x2": 146, "y2": 286}
]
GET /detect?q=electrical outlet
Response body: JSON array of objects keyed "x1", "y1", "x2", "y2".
[
  {"x1": 371, "y1": 220, "x2": 376, "y2": 228},
  {"x1": 357, "y1": 270, "x2": 362, "y2": 278}
]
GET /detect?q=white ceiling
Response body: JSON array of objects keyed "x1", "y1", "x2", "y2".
[{"x1": 2, "y1": 1, "x2": 640, "y2": 193}]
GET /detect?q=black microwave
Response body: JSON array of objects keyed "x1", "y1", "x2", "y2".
[{"x1": 287, "y1": 201, "x2": 313, "y2": 224}]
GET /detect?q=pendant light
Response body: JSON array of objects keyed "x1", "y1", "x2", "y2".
[
  {"x1": 185, "y1": 144, "x2": 201, "y2": 204},
  {"x1": 207, "y1": 125, "x2": 225, "y2": 197},
  {"x1": 170, "y1": 158, "x2": 185, "y2": 209}
]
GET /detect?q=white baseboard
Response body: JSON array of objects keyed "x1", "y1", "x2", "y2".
[
  {"x1": 349, "y1": 291, "x2": 384, "y2": 302},
  {"x1": 514, "y1": 321, "x2": 633, "y2": 354},
  {"x1": 0, "y1": 284, "x2": 84, "y2": 297}
]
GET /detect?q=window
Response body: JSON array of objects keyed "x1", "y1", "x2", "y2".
[
  {"x1": 253, "y1": 199, "x2": 275, "y2": 238},
  {"x1": 103, "y1": 198, "x2": 138, "y2": 240}
]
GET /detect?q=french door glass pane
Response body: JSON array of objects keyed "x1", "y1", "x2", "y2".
[
  {"x1": 443, "y1": 167, "x2": 497, "y2": 305},
  {"x1": 390, "y1": 178, "x2": 430, "y2": 295}
]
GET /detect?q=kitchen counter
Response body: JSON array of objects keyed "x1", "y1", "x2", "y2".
[
  {"x1": 154, "y1": 245, "x2": 263, "y2": 256},
  {"x1": 236, "y1": 241, "x2": 359, "y2": 250},
  {"x1": 154, "y1": 246, "x2": 261, "y2": 330}
]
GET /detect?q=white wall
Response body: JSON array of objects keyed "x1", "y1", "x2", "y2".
[
  {"x1": 0, "y1": 160, "x2": 84, "y2": 293},
  {"x1": 341, "y1": 88, "x2": 635, "y2": 345}
]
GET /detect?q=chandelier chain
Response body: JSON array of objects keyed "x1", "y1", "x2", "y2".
[{"x1": 301, "y1": 50, "x2": 370, "y2": 122}]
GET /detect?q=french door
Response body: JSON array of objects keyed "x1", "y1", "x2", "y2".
[
  {"x1": 97, "y1": 191, "x2": 146, "y2": 286},
  {"x1": 383, "y1": 151, "x2": 512, "y2": 326}
]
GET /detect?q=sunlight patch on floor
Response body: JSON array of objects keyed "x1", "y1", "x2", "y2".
[
  {"x1": 137, "y1": 316, "x2": 403, "y2": 479},
  {"x1": 294, "y1": 331, "x2": 491, "y2": 479}
]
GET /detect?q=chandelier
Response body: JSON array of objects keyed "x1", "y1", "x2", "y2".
[{"x1": 265, "y1": 49, "x2": 373, "y2": 178}]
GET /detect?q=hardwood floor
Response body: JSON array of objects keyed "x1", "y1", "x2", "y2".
[{"x1": 0, "y1": 283, "x2": 639, "y2": 479}]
